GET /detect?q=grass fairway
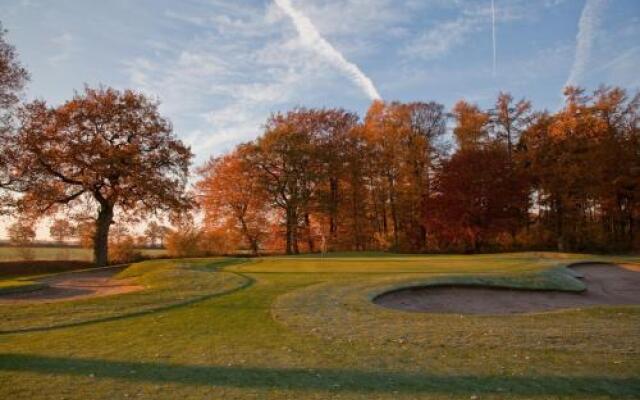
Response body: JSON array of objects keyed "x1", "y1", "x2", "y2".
[{"x1": 0, "y1": 253, "x2": 638, "y2": 399}]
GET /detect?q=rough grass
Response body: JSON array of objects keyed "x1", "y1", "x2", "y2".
[
  {"x1": 0, "y1": 252, "x2": 638, "y2": 399},
  {"x1": 0, "y1": 258, "x2": 250, "y2": 333}
]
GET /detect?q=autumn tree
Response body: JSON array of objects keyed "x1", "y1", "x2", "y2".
[
  {"x1": 491, "y1": 92, "x2": 532, "y2": 159},
  {"x1": 197, "y1": 86, "x2": 638, "y2": 254},
  {"x1": 361, "y1": 101, "x2": 446, "y2": 251},
  {"x1": 75, "y1": 220, "x2": 95, "y2": 249},
  {"x1": 7, "y1": 219, "x2": 35, "y2": 244},
  {"x1": 451, "y1": 100, "x2": 490, "y2": 151},
  {"x1": 309, "y1": 109, "x2": 359, "y2": 245},
  {"x1": 49, "y1": 218, "x2": 75, "y2": 244},
  {"x1": 144, "y1": 221, "x2": 168, "y2": 248},
  {"x1": 197, "y1": 145, "x2": 268, "y2": 255},
  {"x1": 521, "y1": 86, "x2": 640, "y2": 251},
  {"x1": 3, "y1": 87, "x2": 193, "y2": 266},
  {"x1": 340, "y1": 125, "x2": 374, "y2": 250},
  {"x1": 244, "y1": 109, "x2": 324, "y2": 254},
  {"x1": 165, "y1": 225, "x2": 202, "y2": 258},
  {"x1": 426, "y1": 144, "x2": 528, "y2": 251},
  {"x1": 0, "y1": 22, "x2": 29, "y2": 213},
  {"x1": 590, "y1": 86, "x2": 640, "y2": 249},
  {"x1": 7, "y1": 220, "x2": 36, "y2": 260},
  {"x1": 363, "y1": 101, "x2": 405, "y2": 249},
  {"x1": 402, "y1": 101, "x2": 447, "y2": 249}
]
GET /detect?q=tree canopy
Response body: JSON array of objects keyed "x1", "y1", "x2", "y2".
[
  {"x1": 197, "y1": 86, "x2": 640, "y2": 254},
  {"x1": 2, "y1": 87, "x2": 193, "y2": 265}
]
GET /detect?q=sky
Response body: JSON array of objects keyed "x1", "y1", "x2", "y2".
[{"x1": 0, "y1": 0, "x2": 639, "y2": 239}]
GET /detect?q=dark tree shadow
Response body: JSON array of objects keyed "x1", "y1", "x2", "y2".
[{"x1": 1, "y1": 354, "x2": 638, "y2": 397}]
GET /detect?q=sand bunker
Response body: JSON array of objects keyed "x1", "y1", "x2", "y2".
[
  {"x1": 374, "y1": 263, "x2": 640, "y2": 314},
  {"x1": 0, "y1": 267, "x2": 142, "y2": 304}
]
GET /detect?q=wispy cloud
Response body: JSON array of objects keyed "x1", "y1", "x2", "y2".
[
  {"x1": 48, "y1": 32, "x2": 74, "y2": 66},
  {"x1": 564, "y1": 0, "x2": 607, "y2": 89},
  {"x1": 402, "y1": 16, "x2": 478, "y2": 60},
  {"x1": 273, "y1": 0, "x2": 381, "y2": 101},
  {"x1": 491, "y1": 0, "x2": 497, "y2": 77}
]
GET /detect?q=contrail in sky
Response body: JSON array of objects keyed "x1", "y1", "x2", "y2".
[
  {"x1": 564, "y1": 0, "x2": 607, "y2": 89},
  {"x1": 491, "y1": 0, "x2": 496, "y2": 77},
  {"x1": 274, "y1": 0, "x2": 382, "y2": 101}
]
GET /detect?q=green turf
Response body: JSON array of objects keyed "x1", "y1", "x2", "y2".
[
  {"x1": 0, "y1": 252, "x2": 638, "y2": 399},
  {"x1": 0, "y1": 259, "x2": 250, "y2": 333}
]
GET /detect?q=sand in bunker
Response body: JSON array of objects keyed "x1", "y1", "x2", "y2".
[
  {"x1": 374, "y1": 263, "x2": 640, "y2": 314},
  {"x1": 0, "y1": 267, "x2": 143, "y2": 304}
]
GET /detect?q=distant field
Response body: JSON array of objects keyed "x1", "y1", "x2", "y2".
[{"x1": 0, "y1": 246, "x2": 166, "y2": 262}]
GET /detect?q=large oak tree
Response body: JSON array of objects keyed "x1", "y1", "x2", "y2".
[{"x1": 4, "y1": 87, "x2": 193, "y2": 266}]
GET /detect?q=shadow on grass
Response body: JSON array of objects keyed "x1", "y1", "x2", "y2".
[{"x1": 1, "y1": 354, "x2": 638, "y2": 396}]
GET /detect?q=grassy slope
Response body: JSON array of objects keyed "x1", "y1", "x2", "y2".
[
  {"x1": 0, "y1": 259, "x2": 249, "y2": 333},
  {"x1": 0, "y1": 253, "x2": 638, "y2": 399}
]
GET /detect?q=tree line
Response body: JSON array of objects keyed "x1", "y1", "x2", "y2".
[{"x1": 197, "y1": 88, "x2": 640, "y2": 254}]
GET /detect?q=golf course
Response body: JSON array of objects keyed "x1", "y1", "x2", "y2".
[{"x1": 1, "y1": 252, "x2": 638, "y2": 399}]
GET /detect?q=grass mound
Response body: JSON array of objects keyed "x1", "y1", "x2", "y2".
[
  {"x1": 0, "y1": 258, "x2": 251, "y2": 333},
  {"x1": 368, "y1": 265, "x2": 586, "y2": 300}
]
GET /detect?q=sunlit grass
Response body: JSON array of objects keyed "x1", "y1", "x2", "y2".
[{"x1": 0, "y1": 258, "x2": 249, "y2": 333}]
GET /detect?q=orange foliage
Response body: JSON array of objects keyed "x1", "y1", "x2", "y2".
[{"x1": 3, "y1": 87, "x2": 193, "y2": 265}]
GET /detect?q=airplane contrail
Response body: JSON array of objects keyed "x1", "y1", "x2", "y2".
[
  {"x1": 564, "y1": 0, "x2": 607, "y2": 89},
  {"x1": 274, "y1": 0, "x2": 382, "y2": 101},
  {"x1": 491, "y1": 0, "x2": 496, "y2": 77}
]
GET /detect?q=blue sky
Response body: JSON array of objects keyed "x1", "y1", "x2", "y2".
[{"x1": 1, "y1": 0, "x2": 639, "y2": 166}]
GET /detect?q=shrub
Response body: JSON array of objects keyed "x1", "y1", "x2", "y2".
[
  {"x1": 200, "y1": 226, "x2": 241, "y2": 255},
  {"x1": 164, "y1": 224, "x2": 241, "y2": 257},
  {"x1": 108, "y1": 235, "x2": 142, "y2": 264},
  {"x1": 165, "y1": 225, "x2": 204, "y2": 258},
  {"x1": 7, "y1": 220, "x2": 36, "y2": 261}
]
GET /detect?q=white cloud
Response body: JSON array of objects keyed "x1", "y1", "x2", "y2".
[
  {"x1": 564, "y1": 0, "x2": 608, "y2": 89},
  {"x1": 125, "y1": 1, "x2": 371, "y2": 161},
  {"x1": 273, "y1": 0, "x2": 381, "y2": 101},
  {"x1": 48, "y1": 32, "x2": 74, "y2": 66},
  {"x1": 402, "y1": 17, "x2": 478, "y2": 60}
]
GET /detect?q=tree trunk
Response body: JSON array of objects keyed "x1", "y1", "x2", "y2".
[
  {"x1": 304, "y1": 213, "x2": 314, "y2": 252},
  {"x1": 388, "y1": 176, "x2": 399, "y2": 250},
  {"x1": 329, "y1": 177, "x2": 339, "y2": 236},
  {"x1": 94, "y1": 203, "x2": 114, "y2": 266},
  {"x1": 351, "y1": 184, "x2": 362, "y2": 250},
  {"x1": 292, "y1": 210, "x2": 300, "y2": 255},
  {"x1": 250, "y1": 238, "x2": 259, "y2": 255},
  {"x1": 285, "y1": 208, "x2": 293, "y2": 255},
  {"x1": 239, "y1": 217, "x2": 259, "y2": 255}
]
